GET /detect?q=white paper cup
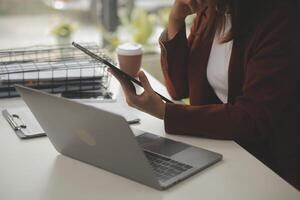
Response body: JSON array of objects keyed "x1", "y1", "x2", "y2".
[{"x1": 116, "y1": 43, "x2": 143, "y2": 77}]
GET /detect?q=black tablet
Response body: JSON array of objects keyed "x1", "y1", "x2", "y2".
[{"x1": 72, "y1": 42, "x2": 173, "y2": 103}]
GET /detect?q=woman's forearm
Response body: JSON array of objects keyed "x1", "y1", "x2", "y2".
[{"x1": 167, "y1": 12, "x2": 186, "y2": 40}]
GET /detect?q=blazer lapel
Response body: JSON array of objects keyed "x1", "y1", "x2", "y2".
[{"x1": 227, "y1": 41, "x2": 245, "y2": 104}]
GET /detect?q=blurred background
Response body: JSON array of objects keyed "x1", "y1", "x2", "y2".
[{"x1": 0, "y1": 0, "x2": 182, "y2": 83}]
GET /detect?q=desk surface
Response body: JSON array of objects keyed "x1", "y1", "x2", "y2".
[{"x1": 0, "y1": 74, "x2": 299, "y2": 200}]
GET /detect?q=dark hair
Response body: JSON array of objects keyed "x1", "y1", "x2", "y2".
[{"x1": 204, "y1": 0, "x2": 298, "y2": 43}]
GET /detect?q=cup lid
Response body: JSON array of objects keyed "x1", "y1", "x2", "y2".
[{"x1": 116, "y1": 43, "x2": 143, "y2": 56}]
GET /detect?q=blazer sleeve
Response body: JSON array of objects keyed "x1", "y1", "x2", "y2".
[
  {"x1": 159, "y1": 14, "x2": 202, "y2": 100},
  {"x1": 164, "y1": 10, "x2": 300, "y2": 143}
]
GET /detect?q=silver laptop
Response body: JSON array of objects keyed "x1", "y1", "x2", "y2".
[{"x1": 15, "y1": 85, "x2": 222, "y2": 190}]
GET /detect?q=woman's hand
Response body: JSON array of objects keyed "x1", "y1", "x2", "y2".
[
  {"x1": 109, "y1": 69, "x2": 166, "y2": 120},
  {"x1": 168, "y1": 0, "x2": 204, "y2": 39},
  {"x1": 171, "y1": 0, "x2": 203, "y2": 21}
]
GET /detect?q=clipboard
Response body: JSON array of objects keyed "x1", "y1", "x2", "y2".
[
  {"x1": 2, "y1": 104, "x2": 140, "y2": 139},
  {"x1": 2, "y1": 107, "x2": 46, "y2": 139}
]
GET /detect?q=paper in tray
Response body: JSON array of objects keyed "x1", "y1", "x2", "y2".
[{"x1": 0, "y1": 43, "x2": 112, "y2": 98}]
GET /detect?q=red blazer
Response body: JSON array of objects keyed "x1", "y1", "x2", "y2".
[{"x1": 159, "y1": 7, "x2": 300, "y2": 189}]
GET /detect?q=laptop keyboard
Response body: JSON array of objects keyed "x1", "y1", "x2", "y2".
[{"x1": 144, "y1": 151, "x2": 193, "y2": 182}]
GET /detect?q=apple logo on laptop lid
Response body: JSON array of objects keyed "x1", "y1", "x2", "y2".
[{"x1": 76, "y1": 129, "x2": 97, "y2": 146}]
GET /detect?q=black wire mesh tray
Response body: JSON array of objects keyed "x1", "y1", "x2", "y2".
[{"x1": 0, "y1": 43, "x2": 114, "y2": 98}]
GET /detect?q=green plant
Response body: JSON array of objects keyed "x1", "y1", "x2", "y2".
[
  {"x1": 51, "y1": 22, "x2": 76, "y2": 38},
  {"x1": 158, "y1": 8, "x2": 171, "y2": 28},
  {"x1": 98, "y1": 24, "x2": 121, "y2": 51},
  {"x1": 131, "y1": 8, "x2": 155, "y2": 44},
  {"x1": 100, "y1": 8, "x2": 156, "y2": 50}
]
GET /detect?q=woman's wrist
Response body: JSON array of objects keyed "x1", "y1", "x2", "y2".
[
  {"x1": 167, "y1": 12, "x2": 186, "y2": 40},
  {"x1": 169, "y1": 9, "x2": 187, "y2": 23},
  {"x1": 157, "y1": 101, "x2": 166, "y2": 120}
]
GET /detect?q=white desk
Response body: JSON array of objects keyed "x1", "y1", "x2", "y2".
[{"x1": 0, "y1": 74, "x2": 299, "y2": 200}]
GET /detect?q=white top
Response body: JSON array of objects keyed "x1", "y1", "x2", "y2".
[
  {"x1": 116, "y1": 43, "x2": 143, "y2": 56},
  {"x1": 206, "y1": 16, "x2": 233, "y2": 104}
]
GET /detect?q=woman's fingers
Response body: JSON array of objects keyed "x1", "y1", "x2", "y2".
[
  {"x1": 108, "y1": 69, "x2": 136, "y2": 95},
  {"x1": 138, "y1": 71, "x2": 153, "y2": 94},
  {"x1": 188, "y1": 0, "x2": 197, "y2": 13},
  {"x1": 189, "y1": 0, "x2": 204, "y2": 13},
  {"x1": 108, "y1": 69, "x2": 165, "y2": 119}
]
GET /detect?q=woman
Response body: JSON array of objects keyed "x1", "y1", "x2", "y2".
[{"x1": 110, "y1": 0, "x2": 300, "y2": 189}]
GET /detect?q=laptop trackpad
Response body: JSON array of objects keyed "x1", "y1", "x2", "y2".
[{"x1": 136, "y1": 133, "x2": 189, "y2": 157}]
